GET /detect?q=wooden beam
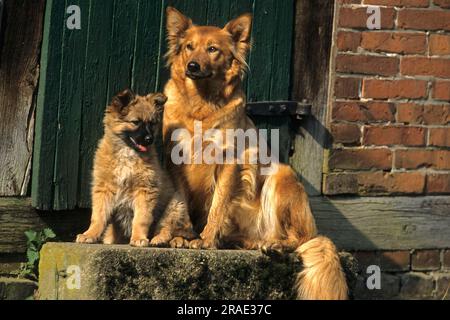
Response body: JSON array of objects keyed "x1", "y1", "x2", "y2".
[
  {"x1": 311, "y1": 196, "x2": 450, "y2": 251},
  {"x1": 0, "y1": 198, "x2": 90, "y2": 254},
  {"x1": 1, "y1": 197, "x2": 449, "y2": 254}
]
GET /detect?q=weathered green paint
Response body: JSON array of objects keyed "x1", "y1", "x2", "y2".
[
  {"x1": 78, "y1": 0, "x2": 115, "y2": 207},
  {"x1": 32, "y1": 0, "x2": 295, "y2": 210},
  {"x1": 32, "y1": 0, "x2": 66, "y2": 210},
  {"x1": 53, "y1": 0, "x2": 90, "y2": 210}
]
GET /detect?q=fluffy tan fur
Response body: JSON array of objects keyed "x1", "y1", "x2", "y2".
[
  {"x1": 76, "y1": 89, "x2": 196, "y2": 248},
  {"x1": 162, "y1": 7, "x2": 348, "y2": 299}
]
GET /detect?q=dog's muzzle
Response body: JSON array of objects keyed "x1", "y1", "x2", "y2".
[{"x1": 185, "y1": 61, "x2": 212, "y2": 80}]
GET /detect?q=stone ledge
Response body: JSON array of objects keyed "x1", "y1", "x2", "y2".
[
  {"x1": 38, "y1": 243, "x2": 358, "y2": 300},
  {"x1": 0, "y1": 277, "x2": 37, "y2": 300}
]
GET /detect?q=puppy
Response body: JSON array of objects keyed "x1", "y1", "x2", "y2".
[{"x1": 76, "y1": 89, "x2": 196, "y2": 247}]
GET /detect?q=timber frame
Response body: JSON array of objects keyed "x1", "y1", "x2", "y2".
[{"x1": 1, "y1": 196, "x2": 449, "y2": 254}]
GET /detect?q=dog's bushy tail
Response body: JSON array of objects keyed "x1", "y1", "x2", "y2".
[{"x1": 295, "y1": 236, "x2": 348, "y2": 300}]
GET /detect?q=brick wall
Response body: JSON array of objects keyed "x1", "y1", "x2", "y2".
[
  {"x1": 352, "y1": 249, "x2": 450, "y2": 299},
  {"x1": 325, "y1": 0, "x2": 450, "y2": 196}
]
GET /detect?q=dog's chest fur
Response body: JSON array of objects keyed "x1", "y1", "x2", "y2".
[{"x1": 113, "y1": 148, "x2": 144, "y2": 188}]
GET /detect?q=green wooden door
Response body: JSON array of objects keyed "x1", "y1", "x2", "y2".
[{"x1": 32, "y1": 0, "x2": 295, "y2": 210}]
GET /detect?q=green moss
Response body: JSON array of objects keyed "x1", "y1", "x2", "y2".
[{"x1": 38, "y1": 243, "x2": 357, "y2": 300}]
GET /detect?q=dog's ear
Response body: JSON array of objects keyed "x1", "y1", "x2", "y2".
[
  {"x1": 224, "y1": 13, "x2": 252, "y2": 58},
  {"x1": 111, "y1": 89, "x2": 134, "y2": 112},
  {"x1": 166, "y1": 7, "x2": 192, "y2": 62},
  {"x1": 153, "y1": 93, "x2": 167, "y2": 111}
]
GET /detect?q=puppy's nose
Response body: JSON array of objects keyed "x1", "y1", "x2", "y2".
[
  {"x1": 144, "y1": 135, "x2": 153, "y2": 145},
  {"x1": 187, "y1": 61, "x2": 201, "y2": 73}
]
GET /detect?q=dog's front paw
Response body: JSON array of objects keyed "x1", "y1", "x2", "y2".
[
  {"x1": 169, "y1": 237, "x2": 190, "y2": 248},
  {"x1": 149, "y1": 235, "x2": 170, "y2": 248},
  {"x1": 260, "y1": 241, "x2": 285, "y2": 257},
  {"x1": 189, "y1": 238, "x2": 217, "y2": 250},
  {"x1": 130, "y1": 238, "x2": 150, "y2": 247},
  {"x1": 76, "y1": 234, "x2": 98, "y2": 244}
]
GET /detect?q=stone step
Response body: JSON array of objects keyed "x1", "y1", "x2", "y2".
[
  {"x1": 0, "y1": 277, "x2": 37, "y2": 300},
  {"x1": 38, "y1": 242, "x2": 358, "y2": 300}
]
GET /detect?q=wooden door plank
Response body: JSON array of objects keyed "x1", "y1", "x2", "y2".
[
  {"x1": 247, "y1": 1, "x2": 294, "y2": 163},
  {"x1": 53, "y1": 0, "x2": 90, "y2": 210},
  {"x1": 107, "y1": 0, "x2": 139, "y2": 99},
  {"x1": 206, "y1": 0, "x2": 253, "y2": 27},
  {"x1": 78, "y1": 0, "x2": 115, "y2": 208},
  {"x1": 132, "y1": 0, "x2": 164, "y2": 95},
  {"x1": 289, "y1": 0, "x2": 335, "y2": 196},
  {"x1": 31, "y1": 0, "x2": 66, "y2": 210},
  {"x1": 0, "y1": 0, "x2": 45, "y2": 196}
]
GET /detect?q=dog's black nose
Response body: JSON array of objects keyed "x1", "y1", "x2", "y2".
[
  {"x1": 187, "y1": 61, "x2": 201, "y2": 73},
  {"x1": 144, "y1": 135, "x2": 153, "y2": 145}
]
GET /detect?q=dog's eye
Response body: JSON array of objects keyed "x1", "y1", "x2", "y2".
[
  {"x1": 208, "y1": 46, "x2": 218, "y2": 54},
  {"x1": 131, "y1": 120, "x2": 141, "y2": 126},
  {"x1": 186, "y1": 43, "x2": 194, "y2": 51}
]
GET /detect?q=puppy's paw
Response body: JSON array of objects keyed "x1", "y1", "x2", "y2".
[
  {"x1": 149, "y1": 235, "x2": 170, "y2": 248},
  {"x1": 76, "y1": 234, "x2": 98, "y2": 244},
  {"x1": 130, "y1": 238, "x2": 150, "y2": 248},
  {"x1": 169, "y1": 237, "x2": 190, "y2": 248}
]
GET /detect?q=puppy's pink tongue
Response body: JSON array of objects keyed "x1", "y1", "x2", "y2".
[{"x1": 137, "y1": 145, "x2": 148, "y2": 152}]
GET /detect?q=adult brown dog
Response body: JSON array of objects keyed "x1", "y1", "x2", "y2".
[{"x1": 162, "y1": 7, "x2": 348, "y2": 300}]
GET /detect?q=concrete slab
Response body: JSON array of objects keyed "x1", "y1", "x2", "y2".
[{"x1": 38, "y1": 242, "x2": 357, "y2": 300}]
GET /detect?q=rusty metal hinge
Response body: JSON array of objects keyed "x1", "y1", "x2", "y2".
[{"x1": 246, "y1": 100, "x2": 312, "y2": 120}]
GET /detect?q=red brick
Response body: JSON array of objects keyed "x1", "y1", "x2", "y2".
[
  {"x1": 337, "y1": 31, "x2": 361, "y2": 52},
  {"x1": 429, "y1": 128, "x2": 450, "y2": 147},
  {"x1": 401, "y1": 57, "x2": 450, "y2": 78},
  {"x1": 397, "y1": 103, "x2": 450, "y2": 125},
  {"x1": 362, "y1": 79, "x2": 428, "y2": 99},
  {"x1": 333, "y1": 101, "x2": 395, "y2": 122},
  {"x1": 330, "y1": 123, "x2": 362, "y2": 145},
  {"x1": 324, "y1": 172, "x2": 425, "y2": 195},
  {"x1": 361, "y1": 32, "x2": 426, "y2": 54},
  {"x1": 352, "y1": 251, "x2": 380, "y2": 272},
  {"x1": 400, "y1": 273, "x2": 434, "y2": 299},
  {"x1": 329, "y1": 148, "x2": 392, "y2": 170},
  {"x1": 335, "y1": 77, "x2": 361, "y2": 99},
  {"x1": 444, "y1": 250, "x2": 450, "y2": 270},
  {"x1": 336, "y1": 54, "x2": 399, "y2": 76},
  {"x1": 338, "y1": 0, "x2": 362, "y2": 3},
  {"x1": 363, "y1": 0, "x2": 429, "y2": 6},
  {"x1": 395, "y1": 149, "x2": 450, "y2": 169},
  {"x1": 433, "y1": 81, "x2": 450, "y2": 101},
  {"x1": 430, "y1": 34, "x2": 450, "y2": 56},
  {"x1": 323, "y1": 173, "x2": 359, "y2": 195},
  {"x1": 398, "y1": 9, "x2": 450, "y2": 30},
  {"x1": 381, "y1": 251, "x2": 411, "y2": 272},
  {"x1": 434, "y1": 0, "x2": 450, "y2": 9},
  {"x1": 427, "y1": 174, "x2": 450, "y2": 193},
  {"x1": 436, "y1": 275, "x2": 450, "y2": 300},
  {"x1": 358, "y1": 171, "x2": 425, "y2": 194},
  {"x1": 363, "y1": 126, "x2": 426, "y2": 146},
  {"x1": 412, "y1": 250, "x2": 440, "y2": 271},
  {"x1": 339, "y1": 7, "x2": 396, "y2": 29}
]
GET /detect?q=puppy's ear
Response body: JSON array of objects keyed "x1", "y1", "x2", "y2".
[
  {"x1": 111, "y1": 89, "x2": 134, "y2": 112},
  {"x1": 153, "y1": 93, "x2": 167, "y2": 111},
  {"x1": 224, "y1": 13, "x2": 252, "y2": 60},
  {"x1": 166, "y1": 7, "x2": 192, "y2": 63}
]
